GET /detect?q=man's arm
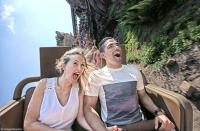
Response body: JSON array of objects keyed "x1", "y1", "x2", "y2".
[
  {"x1": 83, "y1": 95, "x2": 108, "y2": 131},
  {"x1": 137, "y1": 89, "x2": 158, "y2": 113},
  {"x1": 138, "y1": 89, "x2": 175, "y2": 130}
]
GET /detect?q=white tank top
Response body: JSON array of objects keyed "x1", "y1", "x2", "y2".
[{"x1": 38, "y1": 78, "x2": 79, "y2": 131}]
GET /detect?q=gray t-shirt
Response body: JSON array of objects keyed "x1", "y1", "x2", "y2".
[{"x1": 85, "y1": 65, "x2": 144, "y2": 126}]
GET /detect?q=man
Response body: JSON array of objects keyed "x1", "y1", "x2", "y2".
[{"x1": 84, "y1": 37, "x2": 175, "y2": 131}]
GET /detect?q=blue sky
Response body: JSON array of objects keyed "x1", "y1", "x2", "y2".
[{"x1": 0, "y1": 0, "x2": 73, "y2": 105}]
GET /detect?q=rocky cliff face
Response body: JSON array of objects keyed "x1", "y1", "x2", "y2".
[
  {"x1": 140, "y1": 43, "x2": 200, "y2": 130},
  {"x1": 66, "y1": 0, "x2": 125, "y2": 42},
  {"x1": 142, "y1": 44, "x2": 200, "y2": 105}
]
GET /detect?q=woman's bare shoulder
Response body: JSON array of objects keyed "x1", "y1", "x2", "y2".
[{"x1": 35, "y1": 78, "x2": 48, "y2": 92}]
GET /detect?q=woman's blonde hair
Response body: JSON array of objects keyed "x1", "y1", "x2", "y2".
[{"x1": 55, "y1": 47, "x2": 85, "y2": 75}]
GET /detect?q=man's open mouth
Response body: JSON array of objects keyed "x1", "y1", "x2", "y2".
[{"x1": 114, "y1": 52, "x2": 121, "y2": 57}]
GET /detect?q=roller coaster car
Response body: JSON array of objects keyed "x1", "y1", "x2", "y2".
[{"x1": 0, "y1": 47, "x2": 193, "y2": 131}]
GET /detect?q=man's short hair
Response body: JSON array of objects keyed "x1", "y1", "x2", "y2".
[{"x1": 99, "y1": 37, "x2": 113, "y2": 52}]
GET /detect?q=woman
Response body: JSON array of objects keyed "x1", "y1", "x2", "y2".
[
  {"x1": 85, "y1": 46, "x2": 104, "y2": 68},
  {"x1": 24, "y1": 47, "x2": 92, "y2": 131}
]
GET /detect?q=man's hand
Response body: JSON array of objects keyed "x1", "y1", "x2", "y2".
[
  {"x1": 107, "y1": 125, "x2": 123, "y2": 131},
  {"x1": 155, "y1": 114, "x2": 175, "y2": 131}
]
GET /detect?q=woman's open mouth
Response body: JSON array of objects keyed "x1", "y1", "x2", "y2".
[{"x1": 73, "y1": 72, "x2": 80, "y2": 80}]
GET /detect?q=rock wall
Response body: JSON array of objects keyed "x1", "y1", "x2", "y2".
[
  {"x1": 141, "y1": 43, "x2": 200, "y2": 130},
  {"x1": 66, "y1": 0, "x2": 125, "y2": 42},
  {"x1": 142, "y1": 44, "x2": 200, "y2": 105}
]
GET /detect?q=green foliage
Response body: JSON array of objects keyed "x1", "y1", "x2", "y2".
[
  {"x1": 117, "y1": 0, "x2": 200, "y2": 69},
  {"x1": 187, "y1": 21, "x2": 200, "y2": 41},
  {"x1": 171, "y1": 21, "x2": 200, "y2": 53},
  {"x1": 124, "y1": 30, "x2": 141, "y2": 63},
  {"x1": 171, "y1": 30, "x2": 192, "y2": 53},
  {"x1": 141, "y1": 35, "x2": 169, "y2": 66},
  {"x1": 125, "y1": 20, "x2": 200, "y2": 67},
  {"x1": 118, "y1": 23, "x2": 131, "y2": 44},
  {"x1": 163, "y1": 22, "x2": 174, "y2": 33},
  {"x1": 175, "y1": 11, "x2": 194, "y2": 30},
  {"x1": 118, "y1": 0, "x2": 177, "y2": 26}
]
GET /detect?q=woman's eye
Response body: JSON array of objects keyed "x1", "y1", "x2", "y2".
[
  {"x1": 74, "y1": 62, "x2": 77, "y2": 65},
  {"x1": 81, "y1": 64, "x2": 85, "y2": 67}
]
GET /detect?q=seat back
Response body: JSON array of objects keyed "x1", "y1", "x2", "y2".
[
  {"x1": 40, "y1": 46, "x2": 71, "y2": 78},
  {"x1": 145, "y1": 84, "x2": 193, "y2": 131}
]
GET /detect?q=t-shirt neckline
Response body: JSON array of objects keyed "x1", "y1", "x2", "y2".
[{"x1": 106, "y1": 65, "x2": 124, "y2": 71}]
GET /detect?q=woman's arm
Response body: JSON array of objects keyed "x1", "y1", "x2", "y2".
[
  {"x1": 77, "y1": 91, "x2": 93, "y2": 131},
  {"x1": 24, "y1": 79, "x2": 64, "y2": 131}
]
